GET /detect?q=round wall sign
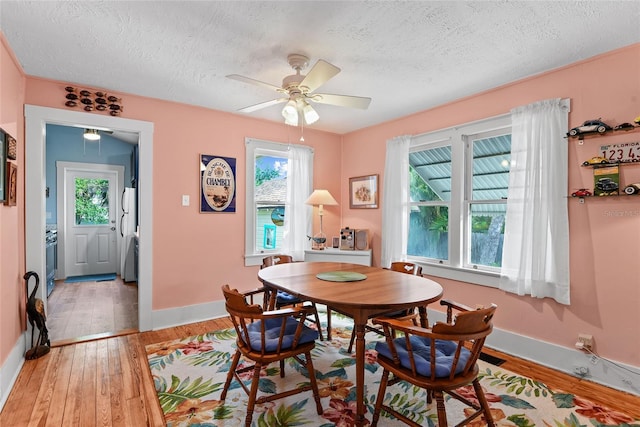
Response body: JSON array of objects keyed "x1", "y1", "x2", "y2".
[{"x1": 202, "y1": 157, "x2": 235, "y2": 211}]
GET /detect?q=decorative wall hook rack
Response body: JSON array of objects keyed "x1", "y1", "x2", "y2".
[{"x1": 63, "y1": 86, "x2": 123, "y2": 116}]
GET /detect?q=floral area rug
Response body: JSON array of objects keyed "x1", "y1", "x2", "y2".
[{"x1": 146, "y1": 310, "x2": 639, "y2": 426}]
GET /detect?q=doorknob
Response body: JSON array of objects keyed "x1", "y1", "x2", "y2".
[{"x1": 111, "y1": 227, "x2": 116, "y2": 231}]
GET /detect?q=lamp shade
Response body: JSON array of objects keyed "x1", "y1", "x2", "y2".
[
  {"x1": 302, "y1": 102, "x2": 319, "y2": 125},
  {"x1": 305, "y1": 189, "x2": 338, "y2": 206},
  {"x1": 282, "y1": 100, "x2": 298, "y2": 126},
  {"x1": 83, "y1": 128, "x2": 100, "y2": 140}
]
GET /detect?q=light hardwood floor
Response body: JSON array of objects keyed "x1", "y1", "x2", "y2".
[
  {"x1": 47, "y1": 276, "x2": 138, "y2": 345},
  {"x1": 1, "y1": 318, "x2": 638, "y2": 426}
]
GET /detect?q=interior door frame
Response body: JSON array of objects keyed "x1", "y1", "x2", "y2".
[
  {"x1": 25, "y1": 105, "x2": 154, "y2": 332},
  {"x1": 57, "y1": 162, "x2": 124, "y2": 279}
]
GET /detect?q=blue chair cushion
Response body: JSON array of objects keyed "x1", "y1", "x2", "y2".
[
  {"x1": 276, "y1": 291, "x2": 301, "y2": 305},
  {"x1": 245, "y1": 316, "x2": 319, "y2": 352},
  {"x1": 375, "y1": 336, "x2": 471, "y2": 378}
]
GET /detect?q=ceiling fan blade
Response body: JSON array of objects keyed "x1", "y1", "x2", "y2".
[
  {"x1": 227, "y1": 74, "x2": 283, "y2": 92},
  {"x1": 299, "y1": 60, "x2": 340, "y2": 93},
  {"x1": 310, "y1": 93, "x2": 372, "y2": 110},
  {"x1": 238, "y1": 98, "x2": 288, "y2": 113}
]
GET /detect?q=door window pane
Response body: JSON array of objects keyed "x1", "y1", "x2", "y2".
[{"x1": 75, "y1": 178, "x2": 109, "y2": 225}]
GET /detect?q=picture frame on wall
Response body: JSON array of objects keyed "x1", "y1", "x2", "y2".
[
  {"x1": 0, "y1": 128, "x2": 5, "y2": 202},
  {"x1": 6, "y1": 133, "x2": 16, "y2": 160},
  {"x1": 349, "y1": 174, "x2": 379, "y2": 209},
  {"x1": 200, "y1": 154, "x2": 237, "y2": 213},
  {"x1": 5, "y1": 162, "x2": 17, "y2": 206}
]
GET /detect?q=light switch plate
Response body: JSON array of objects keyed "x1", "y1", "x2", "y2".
[{"x1": 182, "y1": 195, "x2": 190, "y2": 206}]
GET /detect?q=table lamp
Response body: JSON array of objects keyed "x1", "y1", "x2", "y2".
[{"x1": 305, "y1": 189, "x2": 338, "y2": 250}]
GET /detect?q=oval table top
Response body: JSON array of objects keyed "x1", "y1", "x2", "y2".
[{"x1": 258, "y1": 261, "x2": 443, "y2": 312}]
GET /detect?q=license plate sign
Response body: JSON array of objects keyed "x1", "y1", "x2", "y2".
[{"x1": 600, "y1": 142, "x2": 640, "y2": 163}]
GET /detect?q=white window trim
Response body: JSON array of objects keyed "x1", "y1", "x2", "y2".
[
  {"x1": 244, "y1": 137, "x2": 313, "y2": 266},
  {"x1": 408, "y1": 114, "x2": 511, "y2": 287}
]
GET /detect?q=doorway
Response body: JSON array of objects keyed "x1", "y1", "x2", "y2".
[{"x1": 24, "y1": 105, "x2": 154, "y2": 349}]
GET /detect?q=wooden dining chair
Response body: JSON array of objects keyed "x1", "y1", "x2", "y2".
[
  {"x1": 371, "y1": 299, "x2": 497, "y2": 427},
  {"x1": 220, "y1": 284, "x2": 323, "y2": 427},
  {"x1": 260, "y1": 255, "x2": 326, "y2": 340},
  {"x1": 346, "y1": 261, "x2": 423, "y2": 352}
]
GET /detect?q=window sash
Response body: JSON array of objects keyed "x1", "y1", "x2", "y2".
[{"x1": 407, "y1": 115, "x2": 511, "y2": 283}]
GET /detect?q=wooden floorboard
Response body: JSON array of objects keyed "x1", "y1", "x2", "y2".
[
  {"x1": 96, "y1": 339, "x2": 112, "y2": 427},
  {"x1": 1, "y1": 317, "x2": 638, "y2": 426},
  {"x1": 79, "y1": 341, "x2": 97, "y2": 427}
]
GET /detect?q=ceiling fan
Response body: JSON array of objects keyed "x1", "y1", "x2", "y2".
[{"x1": 227, "y1": 54, "x2": 371, "y2": 126}]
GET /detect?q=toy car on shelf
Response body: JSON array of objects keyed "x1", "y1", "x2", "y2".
[
  {"x1": 614, "y1": 122, "x2": 636, "y2": 131},
  {"x1": 567, "y1": 119, "x2": 612, "y2": 137},
  {"x1": 582, "y1": 156, "x2": 610, "y2": 166},
  {"x1": 623, "y1": 183, "x2": 640, "y2": 195},
  {"x1": 571, "y1": 189, "x2": 592, "y2": 197}
]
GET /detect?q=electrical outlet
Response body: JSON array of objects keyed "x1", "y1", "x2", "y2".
[{"x1": 577, "y1": 333, "x2": 594, "y2": 351}]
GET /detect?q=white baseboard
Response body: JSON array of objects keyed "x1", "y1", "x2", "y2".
[
  {"x1": 151, "y1": 299, "x2": 228, "y2": 331},
  {"x1": 0, "y1": 333, "x2": 26, "y2": 412}
]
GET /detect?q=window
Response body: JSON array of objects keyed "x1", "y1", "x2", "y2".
[
  {"x1": 74, "y1": 177, "x2": 110, "y2": 225},
  {"x1": 245, "y1": 138, "x2": 313, "y2": 266},
  {"x1": 408, "y1": 115, "x2": 511, "y2": 282}
]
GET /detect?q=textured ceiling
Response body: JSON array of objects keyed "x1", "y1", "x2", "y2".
[{"x1": 1, "y1": 1, "x2": 639, "y2": 134}]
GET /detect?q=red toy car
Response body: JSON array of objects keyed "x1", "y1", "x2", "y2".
[{"x1": 571, "y1": 189, "x2": 592, "y2": 197}]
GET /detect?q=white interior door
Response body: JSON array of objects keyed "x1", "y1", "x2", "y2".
[{"x1": 64, "y1": 167, "x2": 119, "y2": 277}]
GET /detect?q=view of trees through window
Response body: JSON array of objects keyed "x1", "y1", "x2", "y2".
[{"x1": 75, "y1": 178, "x2": 109, "y2": 225}]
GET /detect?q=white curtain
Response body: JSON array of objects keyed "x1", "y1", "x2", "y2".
[
  {"x1": 381, "y1": 135, "x2": 411, "y2": 268},
  {"x1": 283, "y1": 145, "x2": 313, "y2": 261},
  {"x1": 499, "y1": 98, "x2": 570, "y2": 304}
]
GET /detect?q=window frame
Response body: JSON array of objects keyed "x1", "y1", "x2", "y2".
[
  {"x1": 408, "y1": 114, "x2": 511, "y2": 287},
  {"x1": 244, "y1": 137, "x2": 313, "y2": 266}
]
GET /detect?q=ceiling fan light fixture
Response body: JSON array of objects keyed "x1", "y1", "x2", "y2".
[
  {"x1": 83, "y1": 128, "x2": 100, "y2": 140},
  {"x1": 302, "y1": 102, "x2": 319, "y2": 125},
  {"x1": 282, "y1": 100, "x2": 298, "y2": 126}
]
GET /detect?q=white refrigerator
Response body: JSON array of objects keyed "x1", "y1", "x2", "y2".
[{"x1": 120, "y1": 187, "x2": 137, "y2": 282}]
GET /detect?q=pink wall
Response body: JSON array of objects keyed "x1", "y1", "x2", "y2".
[
  {"x1": 0, "y1": 34, "x2": 27, "y2": 367},
  {"x1": 341, "y1": 44, "x2": 640, "y2": 366},
  {"x1": 23, "y1": 78, "x2": 343, "y2": 311}
]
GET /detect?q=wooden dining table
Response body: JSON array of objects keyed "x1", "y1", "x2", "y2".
[{"x1": 257, "y1": 261, "x2": 444, "y2": 426}]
